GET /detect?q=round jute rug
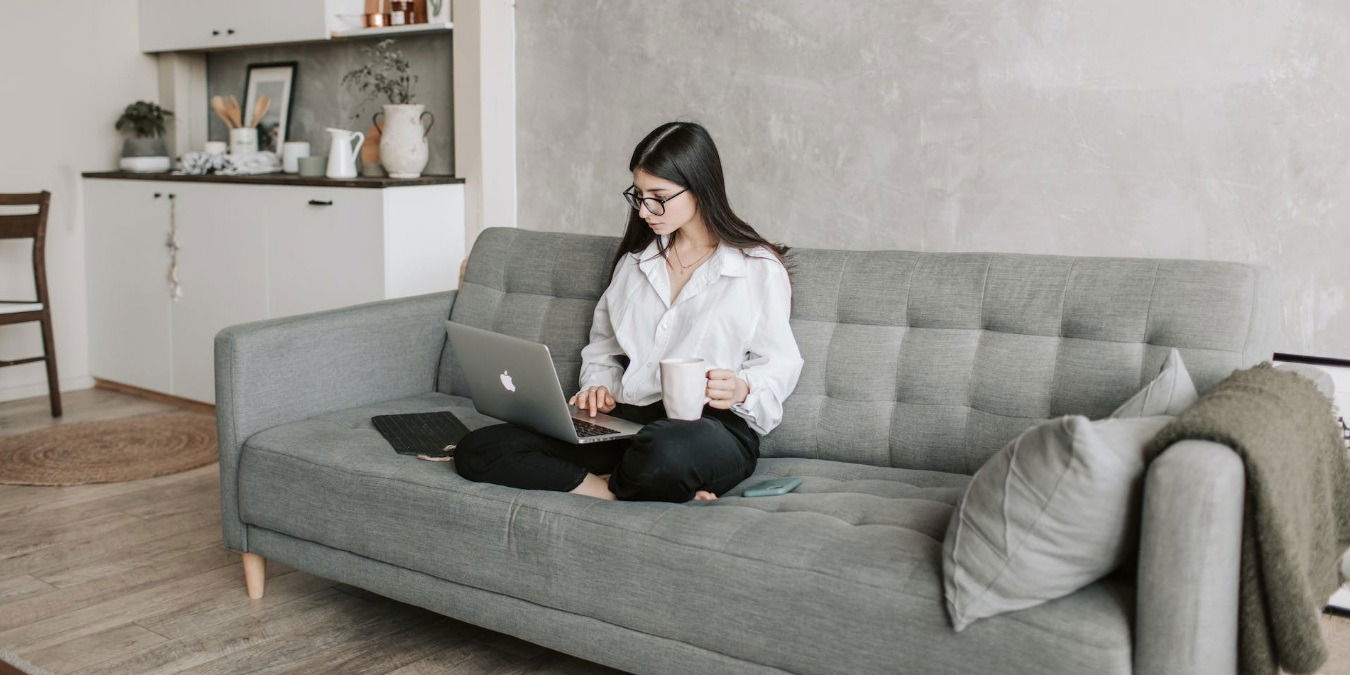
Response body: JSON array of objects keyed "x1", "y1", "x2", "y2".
[{"x1": 0, "y1": 412, "x2": 218, "y2": 486}]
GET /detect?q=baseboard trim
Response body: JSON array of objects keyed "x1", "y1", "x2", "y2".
[
  {"x1": 0, "y1": 375, "x2": 94, "y2": 404},
  {"x1": 93, "y1": 378, "x2": 215, "y2": 415}
]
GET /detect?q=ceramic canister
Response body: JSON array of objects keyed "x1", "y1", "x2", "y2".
[
  {"x1": 297, "y1": 156, "x2": 326, "y2": 177},
  {"x1": 282, "y1": 142, "x2": 311, "y2": 173},
  {"x1": 229, "y1": 127, "x2": 258, "y2": 155}
]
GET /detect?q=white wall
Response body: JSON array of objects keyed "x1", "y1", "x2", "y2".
[{"x1": 0, "y1": 0, "x2": 160, "y2": 403}]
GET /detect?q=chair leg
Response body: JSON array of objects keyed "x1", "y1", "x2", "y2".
[
  {"x1": 241, "y1": 552, "x2": 266, "y2": 599},
  {"x1": 38, "y1": 314, "x2": 60, "y2": 417}
]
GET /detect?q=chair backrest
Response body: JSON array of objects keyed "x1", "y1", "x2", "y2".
[
  {"x1": 439, "y1": 227, "x2": 1274, "y2": 474},
  {"x1": 0, "y1": 192, "x2": 50, "y2": 240},
  {"x1": 0, "y1": 191, "x2": 51, "y2": 305}
]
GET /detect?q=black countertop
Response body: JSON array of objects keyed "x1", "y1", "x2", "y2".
[{"x1": 82, "y1": 171, "x2": 465, "y2": 189}]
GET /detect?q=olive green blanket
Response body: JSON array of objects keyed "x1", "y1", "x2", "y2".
[{"x1": 1145, "y1": 362, "x2": 1350, "y2": 675}]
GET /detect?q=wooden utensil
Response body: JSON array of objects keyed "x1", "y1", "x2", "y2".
[
  {"x1": 211, "y1": 95, "x2": 235, "y2": 129},
  {"x1": 227, "y1": 96, "x2": 243, "y2": 129},
  {"x1": 362, "y1": 122, "x2": 382, "y2": 164},
  {"x1": 251, "y1": 94, "x2": 271, "y2": 128}
]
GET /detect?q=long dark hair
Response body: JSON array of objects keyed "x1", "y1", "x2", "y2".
[{"x1": 607, "y1": 121, "x2": 792, "y2": 283}]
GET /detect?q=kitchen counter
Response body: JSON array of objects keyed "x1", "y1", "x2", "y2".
[{"x1": 82, "y1": 171, "x2": 465, "y2": 189}]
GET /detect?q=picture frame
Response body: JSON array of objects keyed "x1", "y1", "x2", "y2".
[
  {"x1": 426, "y1": 0, "x2": 450, "y2": 23},
  {"x1": 1271, "y1": 353, "x2": 1350, "y2": 614},
  {"x1": 243, "y1": 61, "x2": 297, "y2": 153}
]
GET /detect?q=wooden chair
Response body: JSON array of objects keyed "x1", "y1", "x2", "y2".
[{"x1": 0, "y1": 191, "x2": 61, "y2": 417}]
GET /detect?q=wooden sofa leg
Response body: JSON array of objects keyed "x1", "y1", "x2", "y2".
[{"x1": 241, "y1": 552, "x2": 266, "y2": 599}]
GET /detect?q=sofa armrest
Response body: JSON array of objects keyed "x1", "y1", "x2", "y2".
[
  {"x1": 214, "y1": 290, "x2": 455, "y2": 553},
  {"x1": 1135, "y1": 439, "x2": 1245, "y2": 675}
]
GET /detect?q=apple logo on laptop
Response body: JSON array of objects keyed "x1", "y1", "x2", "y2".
[{"x1": 499, "y1": 370, "x2": 516, "y2": 392}]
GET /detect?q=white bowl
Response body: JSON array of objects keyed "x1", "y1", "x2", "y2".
[{"x1": 119, "y1": 156, "x2": 172, "y2": 173}]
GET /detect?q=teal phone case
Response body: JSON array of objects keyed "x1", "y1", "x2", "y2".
[{"x1": 742, "y1": 476, "x2": 802, "y2": 497}]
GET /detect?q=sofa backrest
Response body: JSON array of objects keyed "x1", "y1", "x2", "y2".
[{"x1": 439, "y1": 227, "x2": 1273, "y2": 474}]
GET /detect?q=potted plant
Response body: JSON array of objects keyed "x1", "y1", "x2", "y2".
[
  {"x1": 342, "y1": 39, "x2": 433, "y2": 178},
  {"x1": 115, "y1": 100, "x2": 174, "y2": 171}
]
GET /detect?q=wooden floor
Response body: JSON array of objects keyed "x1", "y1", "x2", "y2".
[
  {"x1": 5, "y1": 388, "x2": 1350, "y2": 674},
  {"x1": 0, "y1": 387, "x2": 623, "y2": 675}
]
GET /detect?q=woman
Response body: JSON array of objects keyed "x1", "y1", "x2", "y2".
[{"x1": 454, "y1": 121, "x2": 804, "y2": 502}]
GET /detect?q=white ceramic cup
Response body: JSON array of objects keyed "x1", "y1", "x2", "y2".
[
  {"x1": 282, "y1": 141, "x2": 311, "y2": 173},
  {"x1": 660, "y1": 357, "x2": 712, "y2": 421},
  {"x1": 229, "y1": 127, "x2": 258, "y2": 155},
  {"x1": 203, "y1": 141, "x2": 228, "y2": 155}
]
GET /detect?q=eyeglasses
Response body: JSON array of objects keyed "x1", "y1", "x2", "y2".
[{"x1": 622, "y1": 186, "x2": 687, "y2": 216}]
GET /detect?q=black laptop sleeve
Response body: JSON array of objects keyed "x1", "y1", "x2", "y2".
[{"x1": 371, "y1": 411, "x2": 472, "y2": 460}]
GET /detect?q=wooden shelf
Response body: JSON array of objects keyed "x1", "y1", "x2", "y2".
[
  {"x1": 331, "y1": 21, "x2": 452, "y2": 40},
  {"x1": 82, "y1": 171, "x2": 464, "y2": 189}
]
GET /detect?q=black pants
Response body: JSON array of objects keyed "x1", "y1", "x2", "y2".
[{"x1": 453, "y1": 400, "x2": 759, "y2": 502}]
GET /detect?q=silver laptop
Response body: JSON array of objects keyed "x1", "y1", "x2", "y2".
[{"x1": 444, "y1": 321, "x2": 644, "y2": 444}]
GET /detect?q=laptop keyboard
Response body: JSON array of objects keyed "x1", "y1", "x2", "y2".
[{"x1": 573, "y1": 417, "x2": 621, "y2": 438}]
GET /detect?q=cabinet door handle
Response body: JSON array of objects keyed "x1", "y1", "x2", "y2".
[
  {"x1": 226, "y1": 28, "x2": 235, "y2": 35},
  {"x1": 154, "y1": 192, "x2": 162, "y2": 198},
  {"x1": 212, "y1": 29, "x2": 220, "y2": 36},
  {"x1": 308, "y1": 199, "x2": 333, "y2": 206}
]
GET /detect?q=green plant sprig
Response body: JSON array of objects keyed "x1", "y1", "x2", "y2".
[{"x1": 341, "y1": 38, "x2": 419, "y2": 116}]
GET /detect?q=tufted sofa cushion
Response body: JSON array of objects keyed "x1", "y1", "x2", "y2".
[{"x1": 439, "y1": 227, "x2": 1272, "y2": 474}]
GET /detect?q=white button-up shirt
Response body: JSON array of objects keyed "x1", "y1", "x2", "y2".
[{"x1": 578, "y1": 233, "x2": 805, "y2": 435}]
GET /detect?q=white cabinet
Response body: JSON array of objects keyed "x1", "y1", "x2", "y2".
[
  {"x1": 139, "y1": 0, "x2": 365, "y2": 52},
  {"x1": 168, "y1": 184, "x2": 269, "y2": 403},
  {"x1": 256, "y1": 183, "x2": 465, "y2": 317},
  {"x1": 259, "y1": 186, "x2": 386, "y2": 318},
  {"x1": 84, "y1": 181, "x2": 174, "y2": 394},
  {"x1": 83, "y1": 177, "x2": 465, "y2": 404}
]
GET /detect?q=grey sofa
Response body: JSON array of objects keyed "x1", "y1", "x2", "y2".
[{"x1": 216, "y1": 226, "x2": 1273, "y2": 674}]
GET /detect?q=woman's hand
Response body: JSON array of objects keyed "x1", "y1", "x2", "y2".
[
  {"x1": 706, "y1": 369, "x2": 749, "y2": 409},
  {"x1": 569, "y1": 385, "x2": 616, "y2": 417}
]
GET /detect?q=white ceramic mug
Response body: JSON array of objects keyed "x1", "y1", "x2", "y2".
[
  {"x1": 203, "y1": 141, "x2": 228, "y2": 155},
  {"x1": 660, "y1": 357, "x2": 712, "y2": 421},
  {"x1": 281, "y1": 142, "x2": 311, "y2": 173},
  {"x1": 229, "y1": 127, "x2": 258, "y2": 155}
]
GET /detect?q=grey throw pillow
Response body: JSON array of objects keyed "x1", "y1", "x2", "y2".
[
  {"x1": 1110, "y1": 348, "x2": 1197, "y2": 418},
  {"x1": 941, "y1": 348, "x2": 1196, "y2": 631},
  {"x1": 941, "y1": 414, "x2": 1174, "y2": 631}
]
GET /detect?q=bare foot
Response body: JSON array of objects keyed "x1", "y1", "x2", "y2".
[
  {"x1": 570, "y1": 472, "x2": 616, "y2": 500},
  {"x1": 693, "y1": 490, "x2": 718, "y2": 501}
]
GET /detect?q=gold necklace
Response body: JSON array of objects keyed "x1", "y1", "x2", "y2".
[{"x1": 671, "y1": 243, "x2": 716, "y2": 273}]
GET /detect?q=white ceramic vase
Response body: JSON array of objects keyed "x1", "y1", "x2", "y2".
[{"x1": 375, "y1": 103, "x2": 433, "y2": 179}]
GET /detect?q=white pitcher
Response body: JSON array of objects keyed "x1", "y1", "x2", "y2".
[{"x1": 324, "y1": 127, "x2": 365, "y2": 179}]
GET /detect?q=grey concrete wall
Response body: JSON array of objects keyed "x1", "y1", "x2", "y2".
[
  {"x1": 515, "y1": 1, "x2": 1350, "y2": 358},
  {"x1": 207, "y1": 33, "x2": 453, "y2": 175}
]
